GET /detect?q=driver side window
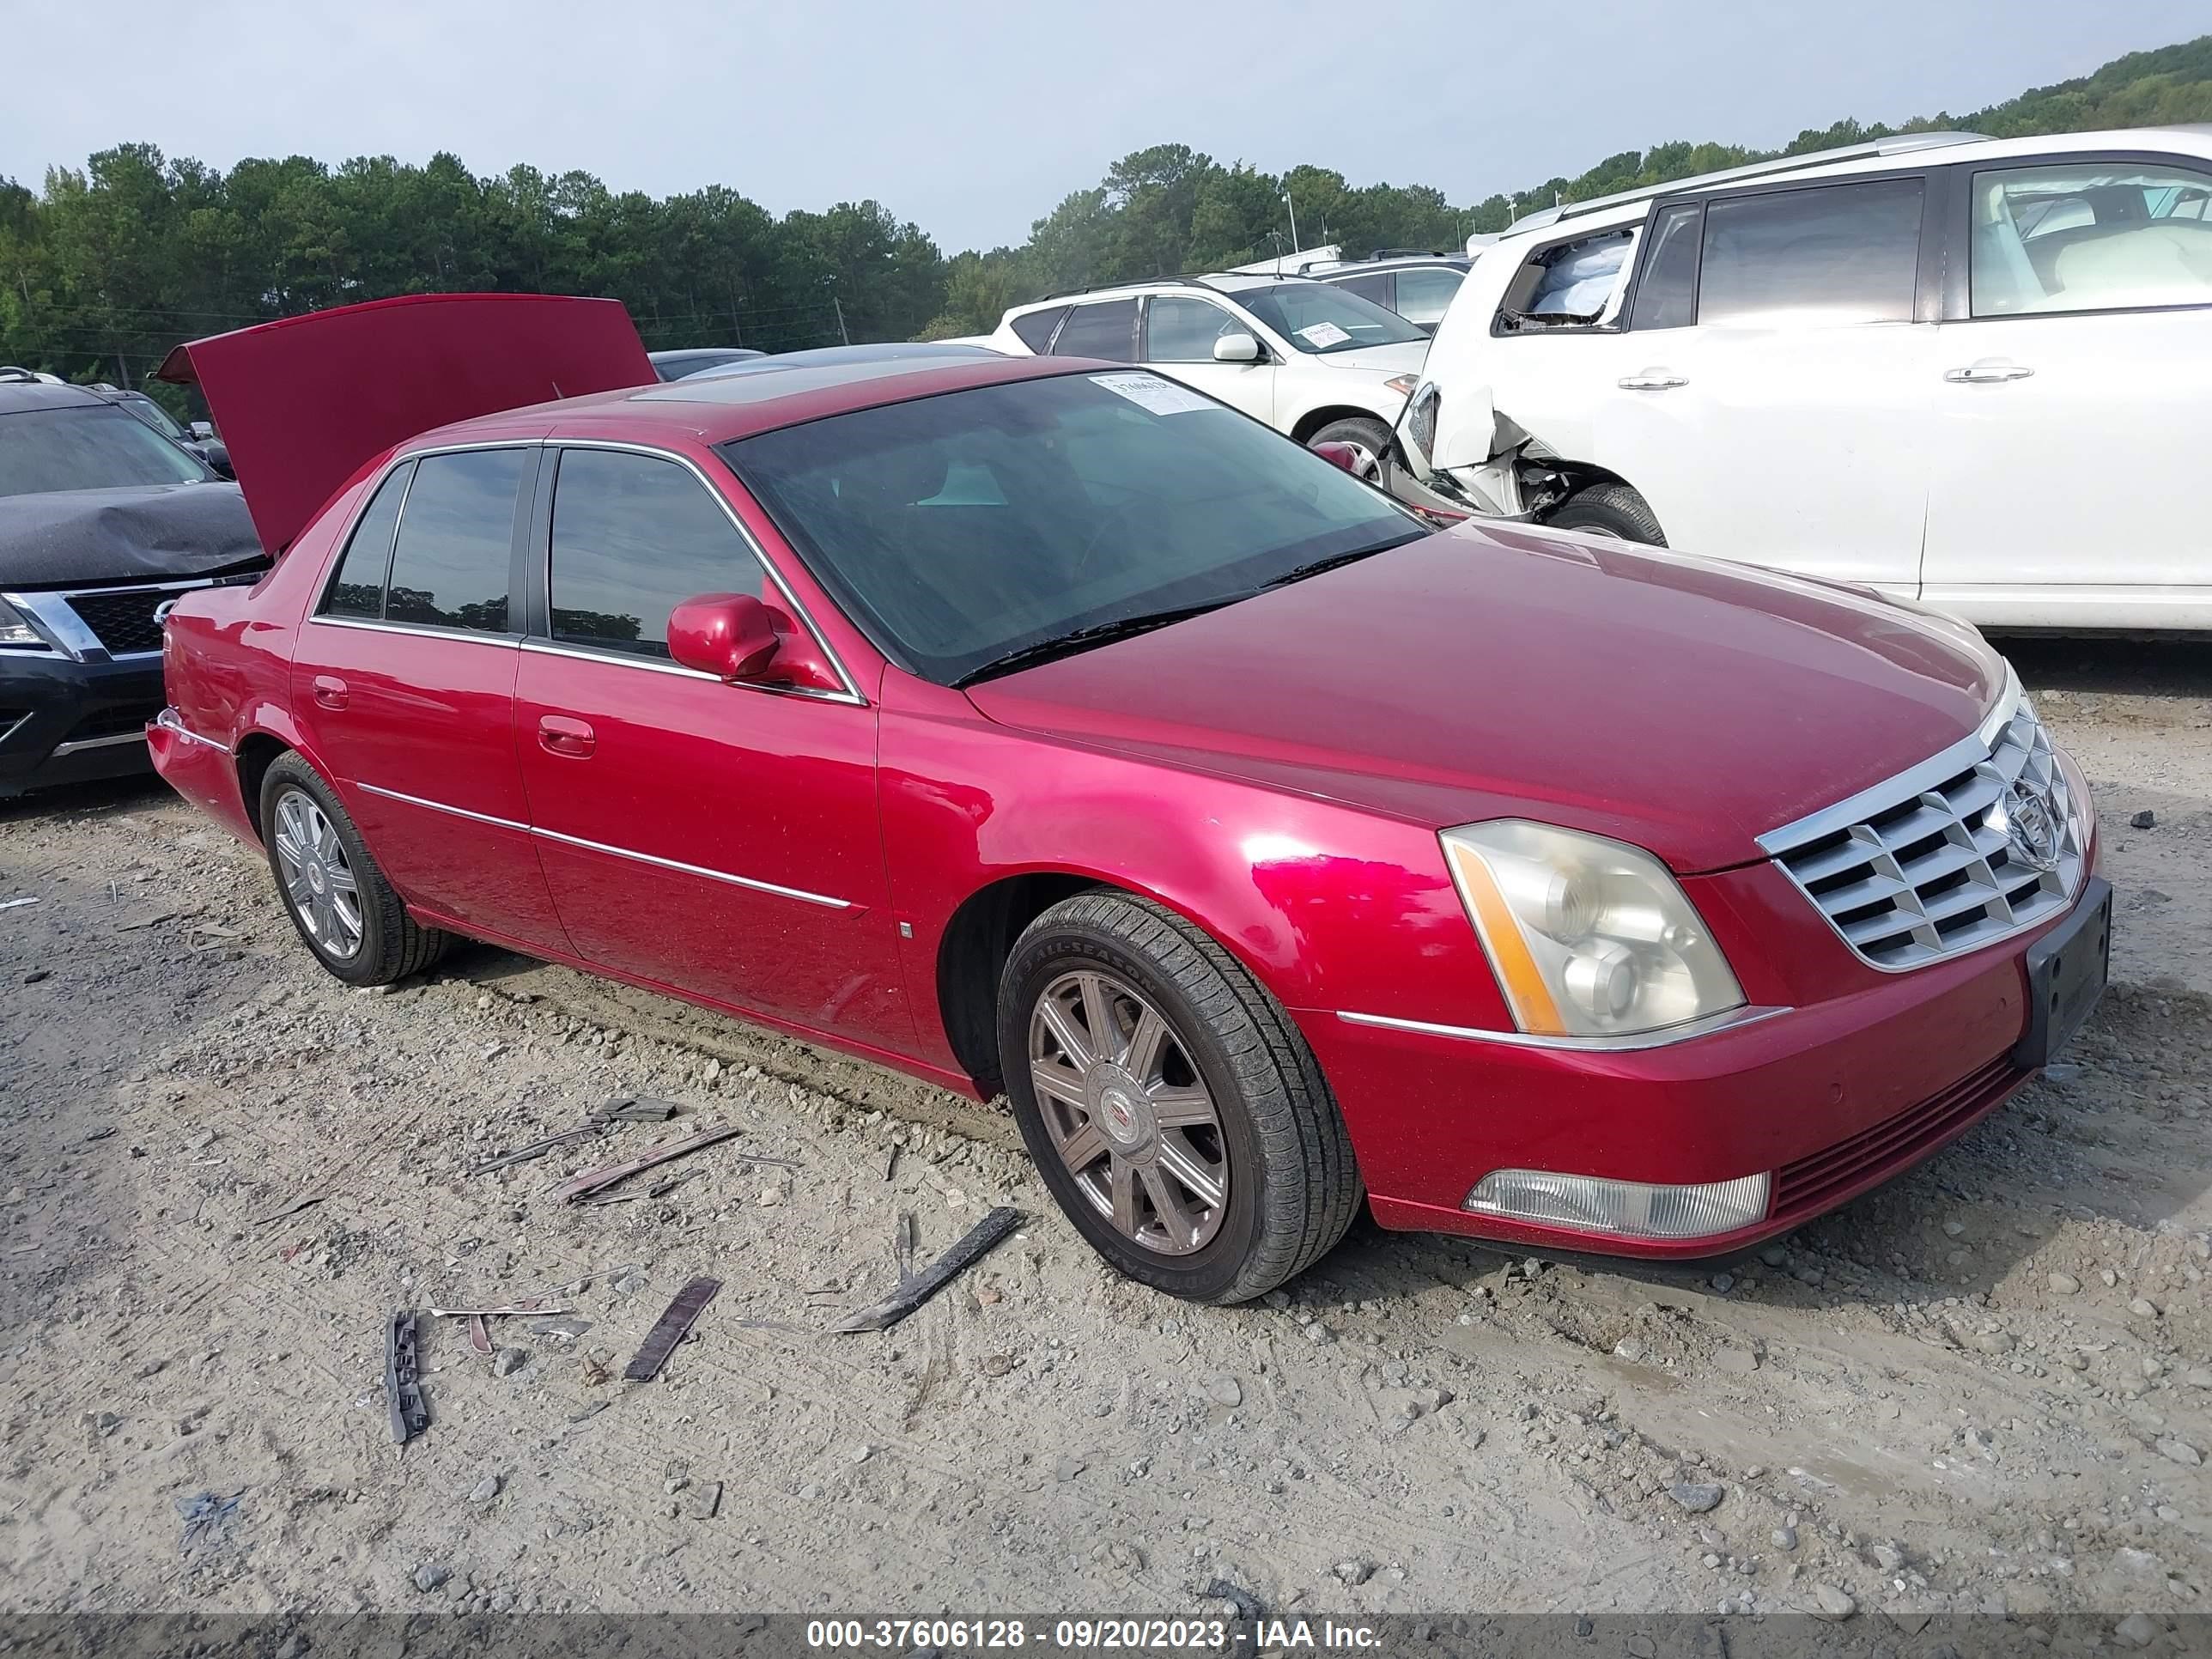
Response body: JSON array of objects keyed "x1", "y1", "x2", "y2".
[{"x1": 1145, "y1": 296, "x2": 1240, "y2": 362}]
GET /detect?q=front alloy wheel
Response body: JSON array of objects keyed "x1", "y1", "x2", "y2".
[
  {"x1": 1000, "y1": 891, "x2": 1362, "y2": 1303},
  {"x1": 1029, "y1": 968, "x2": 1230, "y2": 1255}
]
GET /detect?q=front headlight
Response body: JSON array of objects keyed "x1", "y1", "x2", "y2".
[
  {"x1": 0, "y1": 597, "x2": 52, "y2": 650},
  {"x1": 1440, "y1": 820, "x2": 1743, "y2": 1038}
]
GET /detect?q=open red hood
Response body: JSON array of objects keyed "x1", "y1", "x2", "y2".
[{"x1": 156, "y1": 293, "x2": 652, "y2": 554}]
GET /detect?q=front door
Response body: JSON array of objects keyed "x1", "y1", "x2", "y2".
[
  {"x1": 290, "y1": 446, "x2": 569, "y2": 950},
  {"x1": 1139, "y1": 294, "x2": 1277, "y2": 424},
  {"x1": 1596, "y1": 175, "x2": 1940, "y2": 592},
  {"x1": 513, "y1": 444, "x2": 908, "y2": 1048},
  {"x1": 1922, "y1": 156, "x2": 2212, "y2": 627}
]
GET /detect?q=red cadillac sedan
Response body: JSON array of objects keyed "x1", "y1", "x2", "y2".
[{"x1": 149, "y1": 295, "x2": 2109, "y2": 1304}]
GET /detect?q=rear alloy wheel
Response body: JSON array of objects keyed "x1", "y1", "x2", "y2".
[
  {"x1": 258, "y1": 752, "x2": 449, "y2": 987},
  {"x1": 1306, "y1": 416, "x2": 1392, "y2": 484},
  {"x1": 1000, "y1": 892, "x2": 1361, "y2": 1303}
]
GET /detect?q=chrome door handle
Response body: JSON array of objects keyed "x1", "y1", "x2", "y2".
[
  {"x1": 538, "y1": 714, "x2": 595, "y2": 758},
  {"x1": 1944, "y1": 360, "x2": 2033, "y2": 384},
  {"x1": 1617, "y1": 370, "x2": 1687, "y2": 391}
]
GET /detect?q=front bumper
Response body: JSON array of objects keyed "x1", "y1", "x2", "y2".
[
  {"x1": 0, "y1": 650, "x2": 166, "y2": 795},
  {"x1": 1298, "y1": 880, "x2": 2092, "y2": 1259}
]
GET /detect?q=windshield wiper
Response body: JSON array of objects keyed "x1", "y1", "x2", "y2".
[
  {"x1": 1257, "y1": 531, "x2": 1426, "y2": 592},
  {"x1": 955, "y1": 601, "x2": 1231, "y2": 687}
]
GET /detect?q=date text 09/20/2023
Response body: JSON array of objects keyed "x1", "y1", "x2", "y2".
[{"x1": 802, "y1": 1619, "x2": 1383, "y2": 1650}]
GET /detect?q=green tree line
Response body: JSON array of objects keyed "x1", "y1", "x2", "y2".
[{"x1": 3, "y1": 36, "x2": 2206, "y2": 408}]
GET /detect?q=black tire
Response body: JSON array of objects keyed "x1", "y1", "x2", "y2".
[
  {"x1": 258, "y1": 752, "x2": 449, "y2": 986},
  {"x1": 1548, "y1": 481, "x2": 1666, "y2": 544},
  {"x1": 1306, "y1": 416, "x2": 1392, "y2": 483},
  {"x1": 998, "y1": 891, "x2": 1361, "y2": 1304}
]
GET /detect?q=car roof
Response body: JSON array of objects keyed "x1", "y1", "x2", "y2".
[
  {"x1": 0, "y1": 380, "x2": 108, "y2": 415},
  {"x1": 1498, "y1": 125, "x2": 2212, "y2": 242},
  {"x1": 406, "y1": 351, "x2": 1091, "y2": 452},
  {"x1": 1316, "y1": 256, "x2": 1470, "y2": 276},
  {"x1": 1002, "y1": 273, "x2": 1330, "y2": 316},
  {"x1": 684, "y1": 341, "x2": 1003, "y2": 380}
]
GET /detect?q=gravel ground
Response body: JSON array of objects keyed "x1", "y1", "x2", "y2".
[{"x1": 1, "y1": 641, "x2": 2207, "y2": 1633}]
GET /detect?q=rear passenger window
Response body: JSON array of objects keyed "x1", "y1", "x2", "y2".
[
  {"x1": 549, "y1": 448, "x2": 767, "y2": 659},
  {"x1": 321, "y1": 461, "x2": 412, "y2": 618},
  {"x1": 1051, "y1": 299, "x2": 1139, "y2": 362},
  {"x1": 1698, "y1": 178, "x2": 1923, "y2": 326},
  {"x1": 1011, "y1": 307, "x2": 1068, "y2": 353},
  {"x1": 383, "y1": 448, "x2": 526, "y2": 633},
  {"x1": 1630, "y1": 204, "x2": 1704, "y2": 331},
  {"x1": 1497, "y1": 228, "x2": 1638, "y2": 331},
  {"x1": 1334, "y1": 271, "x2": 1393, "y2": 307}
]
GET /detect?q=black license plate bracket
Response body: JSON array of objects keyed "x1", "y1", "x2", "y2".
[{"x1": 2011, "y1": 877, "x2": 2112, "y2": 1071}]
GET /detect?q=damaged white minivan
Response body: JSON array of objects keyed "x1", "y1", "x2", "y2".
[{"x1": 1389, "y1": 127, "x2": 2212, "y2": 632}]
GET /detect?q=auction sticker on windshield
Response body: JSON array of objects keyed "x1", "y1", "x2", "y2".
[
  {"x1": 1296, "y1": 321, "x2": 1351, "y2": 349},
  {"x1": 1090, "y1": 372, "x2": 1213, "y2": 416}
]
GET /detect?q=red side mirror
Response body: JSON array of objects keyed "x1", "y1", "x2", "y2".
[
  {"x1": 1311, "y1": 441, "x2": 1362, "y2": 474},
  {"x1": 667, "y1": 592, "x2": 780, "y2": 681}
]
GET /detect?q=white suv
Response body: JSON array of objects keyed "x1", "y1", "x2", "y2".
[
  {"x1": 1392, "y1": 126, "x2": 2212, "y2": 632},
  {"x1": 990, "y1": 275, "x2": 1428, "y2": 477}
]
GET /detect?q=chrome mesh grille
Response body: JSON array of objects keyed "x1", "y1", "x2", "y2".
[{"x1": 1761, "y1": 693, "x2": 2085, "y2": 971}]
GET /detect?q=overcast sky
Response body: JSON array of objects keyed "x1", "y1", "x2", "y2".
[{"x1": 3, "y1": 1, "x2": 2204, "y2": 252}]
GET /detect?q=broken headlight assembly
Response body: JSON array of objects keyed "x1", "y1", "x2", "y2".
[{"x1": 1440, "y1": 820, "x2": 1744, "y2": 1039}]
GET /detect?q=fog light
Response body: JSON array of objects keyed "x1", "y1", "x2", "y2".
[{"x1": 1462, "y1": 1170, "x2": 1771, "y2": 1239}]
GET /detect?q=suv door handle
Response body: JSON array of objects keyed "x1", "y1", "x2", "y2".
[
  {"x1": 1617, "y1": 369, "x2": 1687, "y2": 391},
  {"x1": 537, "y1": 714, "x2": 595, "y2": 758},
  {"x1": 1944, "y1": 359, "x2": 2033, "y2": 384},
  {"x1": 312, "y1": 675, "x2": 349, "y2": 711}
]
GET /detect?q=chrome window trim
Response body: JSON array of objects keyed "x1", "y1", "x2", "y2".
[
  {"x1": 515, "y1": 638, "x2": 855, "y2": 702},
  {"x1": 305, "y1": 435, "x2": 870, "y2": 708},
  {"x1": 543, "y1": 437, "x2": 868, "y2": 708},
  {"x1": 1334, "y1": 1003, "x2": 1791, "y2": 1051},
  {"x1": 155, "y1": 708, "x2": 230, "y2": 751},
  {"x1": 306, "y1": 616, "x2": 523, "y2": 648},
  {"x1": 52, "y1": 729, "x2": 149, "y2": 755},
  {"x1": 355, "y1": 781, "x2": 852, "y2": 910}
]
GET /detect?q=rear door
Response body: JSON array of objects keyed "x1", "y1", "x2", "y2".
[
  {"x1": 1595, "y1": 173, "x2": 1942, "y2": 592},
  {"x1": 513, "y1": 443, "x2": 908, "y2": 1048},
  {"x1": 1139, "y1": 294, "x2": 1276, "y2": 423},
  {"x1": 1921, "y1": 153, "x2": 2212, "y2": 628},
  {"x1": 290, "y1": 444, "x2": 569, "y2": 949}
]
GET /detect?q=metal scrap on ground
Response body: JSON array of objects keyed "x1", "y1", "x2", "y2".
[
  {"x1": 385, "y1": 1310, "x2": 428, "y2": 1446},
  {"x1": 623, "y1": 1276, "x2": 723, "y2": 1382},
  {"x1": 829, "y1": 1206, "x2": 1023, "y2": 1334},
  {"x1": 555, "y1": 1124, "x2": 782, "y2": 1203}
]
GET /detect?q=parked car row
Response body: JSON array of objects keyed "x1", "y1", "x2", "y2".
[
  {"x1": 146, "y1": 289, "x2": 2107, "y2": 1303},
  {"x1": 1384, "y1": 125, "x2": 2212, "y2": 633}
]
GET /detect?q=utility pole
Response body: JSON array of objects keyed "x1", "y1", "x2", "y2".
[
  {"x1": 1283, "y1": 187, "x2": 1301, "y2": 257},
  {"x1": 825, "y1": 276, "x2": 849, "y2": 345}
]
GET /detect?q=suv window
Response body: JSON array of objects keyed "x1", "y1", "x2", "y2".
[
  {"x1": 1970, "y1": 162, "x2": 2212, "y2": 317},
  {"x1": 1698, "y1": 178, "x2": 1923, "y2": 326},
  {"x1": 1392, "y1": 266, "x2": 1464, "y2": 328},
  {"x1": 383, "y1": 448, "x2": 526, "y2": 633},
  {"x1": 549, "y1": 448, "x2": 767, "y2": 658},
  {"x1": 1146, "y1": 295, "x2": 1240, "y2": 362},
  {"x1": 1050, "y1": 299, "x2": 1139, "y2": 362},
  {"x1": 1333, "y1": 271, "x2": 1393, "y2": 307},
  {"x1": 322, "y1": 462, "x2": 413, "y2": 618},
  {"x1": 1497, "y1": 229, "x2": 1638, "y2": 331},
  {"x1": 1630, "y1": 204, "x2": 1704, "y2": 331},
  {"x1": 1010, "y1": 306, "x2": 1068, "y2": 353}
]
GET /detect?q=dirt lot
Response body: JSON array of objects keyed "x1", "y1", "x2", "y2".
[{"x1": 2, "y1": 640, "x2": 2209, "y2": 1628}]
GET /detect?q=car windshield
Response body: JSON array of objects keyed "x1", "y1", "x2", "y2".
[
  {"x1": 724, "y1": 370, "x2": 1423, "y2": 685},
  {"x1": 1229, "y1": 281, "x2": 1427, "y2": 353},
  {"x1": 0, "y1": 404, "x2": 212, "y2": 497}
]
